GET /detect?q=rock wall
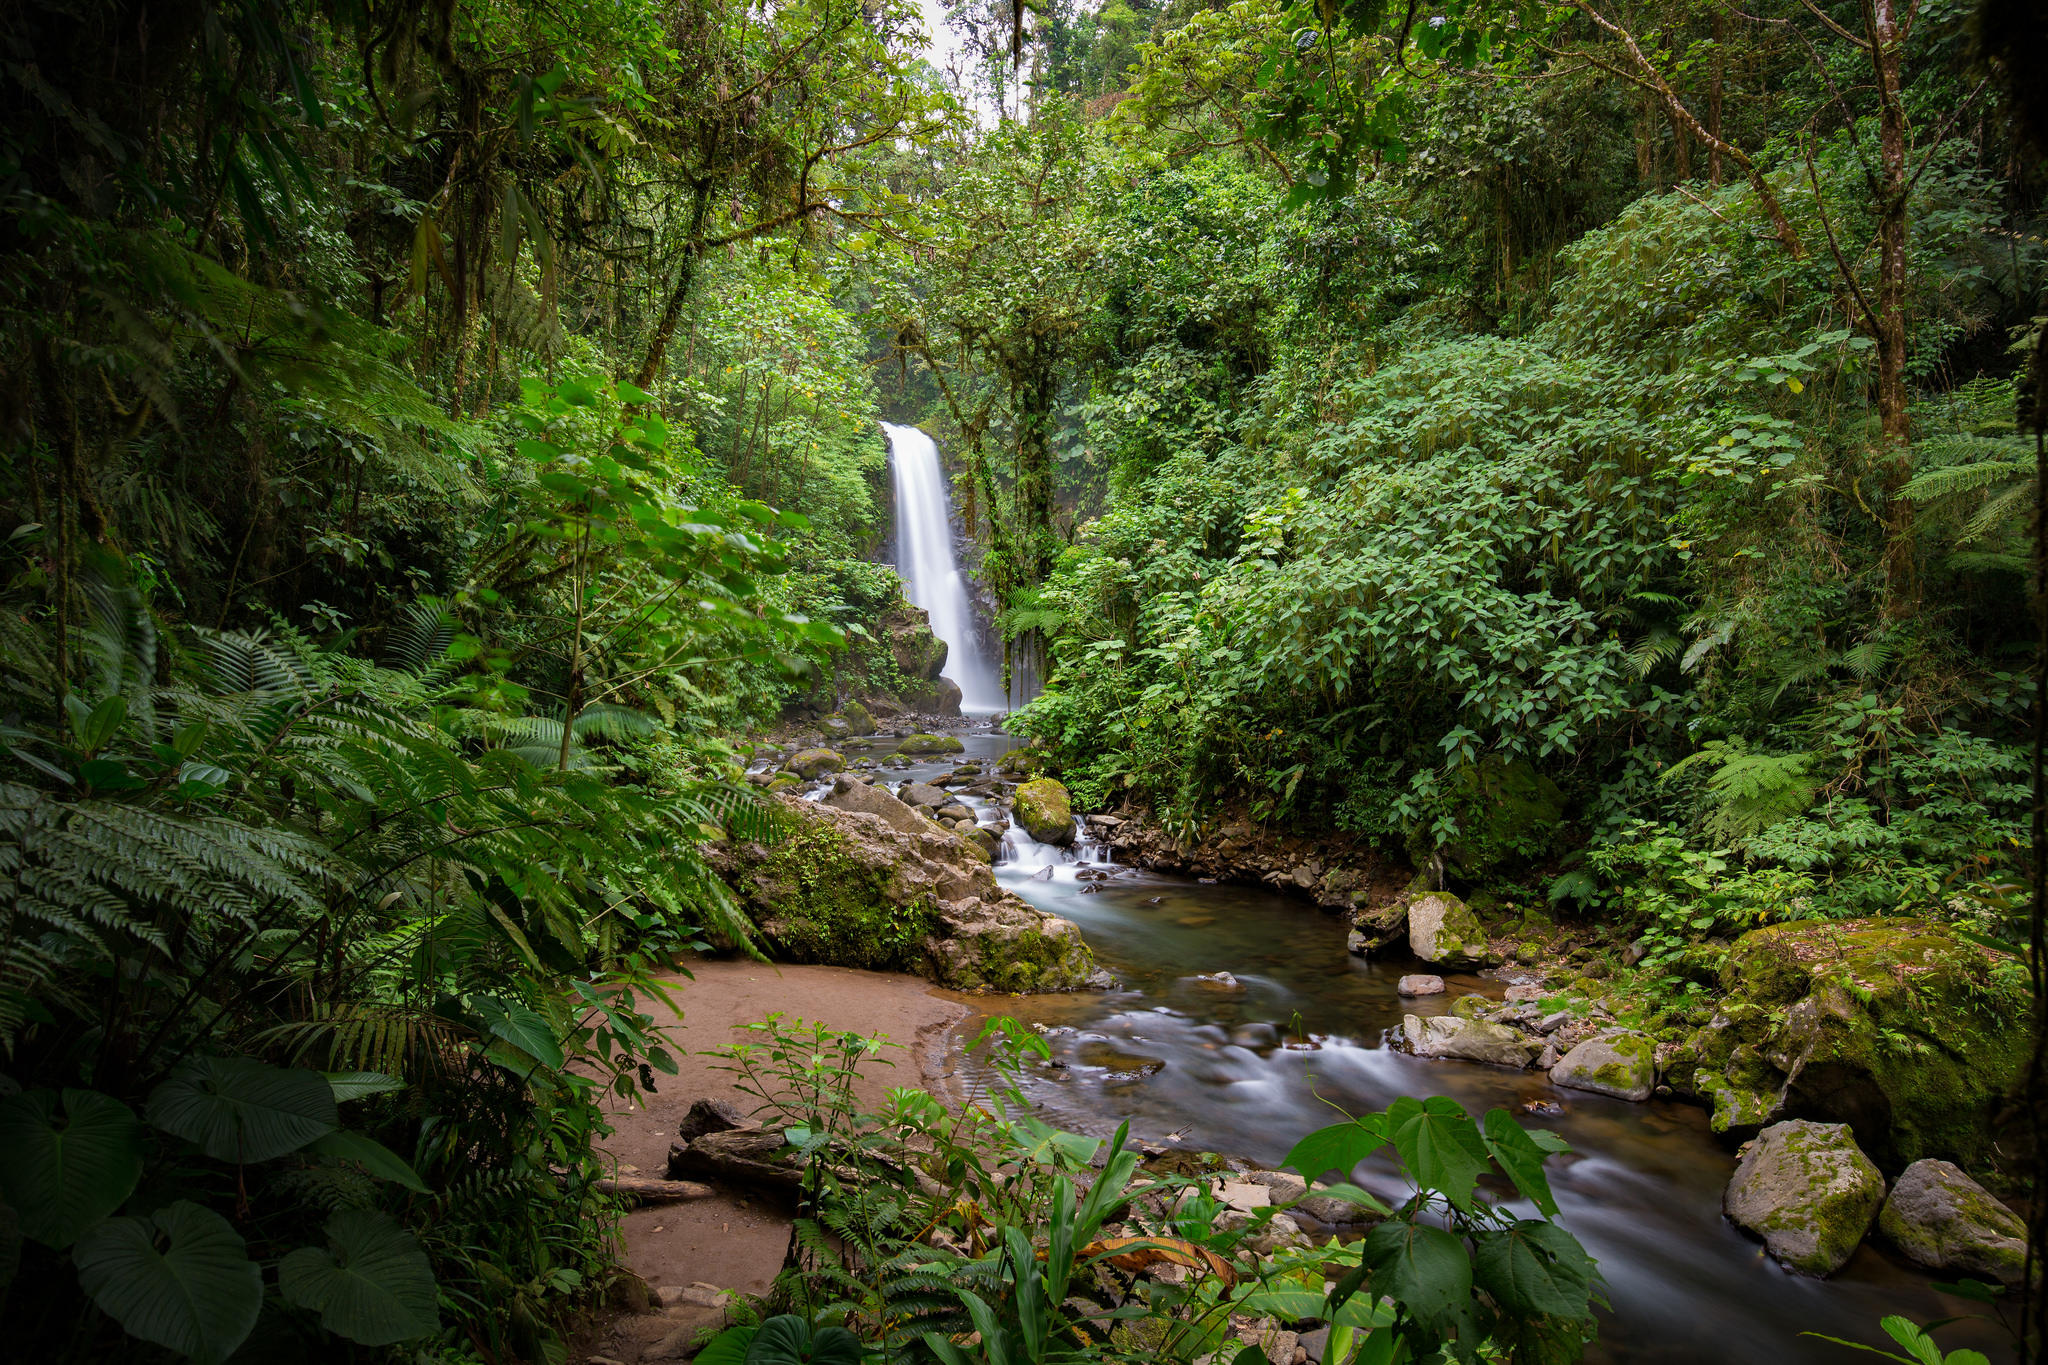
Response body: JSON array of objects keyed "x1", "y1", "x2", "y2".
[
  {"x1": 711, "y1": 793, "x2": 1107, "y2": 994},
  {"x1": 1101, "y1": 809, "x2": 1408, "y2": 910}
]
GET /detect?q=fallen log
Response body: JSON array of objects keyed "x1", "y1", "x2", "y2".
[{"x1": 594, "y1": 1175, "x2": 719, "y2": 1205}]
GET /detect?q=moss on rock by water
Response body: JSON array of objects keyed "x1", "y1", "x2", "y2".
[
  {"x1": 1675, "y1": 918, "x2": 2028, "y2": 1170},
  {"x1": 1013, "y1": 778, "x2": 1075, "y2": 845},
  {"x1": 748, "y1": 816, "x2": 939, "y2": 971},
  {"x1": 898, "y1": 733, "x2": 965, "y2": 755}
]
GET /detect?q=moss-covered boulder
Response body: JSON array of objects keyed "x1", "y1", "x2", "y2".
[
  {"x1": 882, "y1": 602, "x2": 948, "y2": 680},
  {"x1": 1403, "y1": 1014, "x2": 1538, "y2": 1068},
  {"x1": 828, "y1": 701, "x2": 876, "y2": 737},
  {"x1": 1013, "y1": 778, "x2": 1075, "y2": 845},
  {"x1": 783, "y1": 747, "x2": 844, "y2": 780},
  {"x1": 1406, "y1": 891, "x2": 1490, "y2": 967},
  {"x1": 1723, "y1": 1119, "x2": 1885, "y2": 1276},
  {"x1": 898, "y1": 733, "x2": 965, "y2": 755},
  {"x1": 713, "y1": 795, "x2": 1102, "y2": 992},
  {"x1": 1551, "y1": 1031, "x2": 1657, "y2": 1102},
  {"x1": 1672, "y1": 918, "x2": 2028, "y2": 1168},
  {"x1": 1878, "y1": 1159, "x2": 2026, "y2": 1284},
  {"x1": 1436, "y1": 756, "x2": 1566, "y2": 875}
]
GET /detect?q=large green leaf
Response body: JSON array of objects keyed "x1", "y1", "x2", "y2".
[
  {"x1": 1281, "y1": 1115, "x2": 1387, "y2": 1183},
  {"x1": 279, "y1": 1210, "x2": 439, "y2": 1346},
  {"x1": 323, "y1": 1071, "x2": 406, "y2": 1103},
  {"x1": 1361, "y1": 1217, "x2": 1472, "y2": 1328},
  {"x1": 742, "y1": 1314, "x2": 865, "y2": 1365},
  {"x1": 696, "y1": 1325, "x2": 759, "y2": 1365},
  {"x1": 72, "y1": 1200, "x2": 262, "y2": 1364},
  {"x1": 1470, "y1": 1220, "x2": 1594, "y2": 1319},
  {"x1": 1480, "y1": 1108, "x2": 1562, "y2": 1217},
  {"x1": 147, "y1": 1057, "x2": 337, "y2": 1163},
  {"x1": 309, "y1": 1131, "x2": 430, "y2": 1194},
  {"x1": 472, "y1": 996, "x2": 565, "y2": 1069},
  {"x1": 0, "y1": 1088, "x2": 144, "y2": 1247},
  {"x1": 1386, "y1": 1096, "x2": 1489, "y2": 1211}
]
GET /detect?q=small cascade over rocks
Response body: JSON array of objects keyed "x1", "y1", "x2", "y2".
[{"x1": 884, "y1": 423, "x2": 1005, "y2": 713}]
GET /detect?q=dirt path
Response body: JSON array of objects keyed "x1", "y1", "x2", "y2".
[{"x1": 598, "y1": 959, "x2": 968, "y2": 1310}]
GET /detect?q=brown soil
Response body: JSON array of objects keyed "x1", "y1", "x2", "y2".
[{"x1": 598, "y1": 958, "x2": 968, "y2": 1302}]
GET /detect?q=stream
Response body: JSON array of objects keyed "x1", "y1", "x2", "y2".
[{"x1": 829, "y1": 725, "x2": 2014, "y2": 1365}]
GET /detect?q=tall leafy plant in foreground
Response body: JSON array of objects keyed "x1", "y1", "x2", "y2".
[
  {"x1": 0, "y1": 533, "x2": 791, "y2": 1358},
  {"x1": 696, "y1": 1014, "x2": 1598, "y2": 1365}
]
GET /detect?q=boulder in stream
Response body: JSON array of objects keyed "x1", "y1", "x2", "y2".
[
  {"x1": 1013, "y1": 778, "x2": 1076, "y2": 844},
  {"x1": 898, "y1": 732, "x2": 966, "y2": 755},
  {"x1": 1550, "y1": 1030, "x2": 1657, "y2": 1102},
  {"x1": 1723, "y1": 1119, "x2": 1885, "y2": 1276},
  {"x1": 783, "y1": 747, "x2": 844, "y2": 780},
  {"x1": 1404, "y1": 1013, "x2": 1538, "y2": 1068},
  {"x1": 1406, "y1": 891, "x2": 1492, "y2": 967},
  {"x1": 1877, "y1": 1159, "x2": 2027, "y2": 1284},
  {"x1": 1397, "y1": 974, "x2": 1445, "y2": 997},
  {"x1": 824, "y1": 776, "x2": 931, "y2": 835}
]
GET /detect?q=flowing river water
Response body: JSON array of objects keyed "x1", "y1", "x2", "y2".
[
  {"x1": 823, "y1": 725, "x2": 2014, "y2": 1365},
  {"x1": 856, "y1": 427, "x2": 2011, "y2": 1362}
]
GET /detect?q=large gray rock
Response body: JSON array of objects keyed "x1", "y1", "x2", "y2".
[
  {"x1": 1406, "y1": 892, "x2": 1491, "y2": 967},
  {"x1": 1404, "y1": 1013, "x2": 1538, "y2": 1068},
  {"x1": 1723, "y1": 1119, "x2": 1885, "y2": 1276},
  {"x1": 824, "y1": 776, "x2": 930, "y2": 834},
  {"x1": 897, "y1": 781, "x2": 950, "y2": 808},
  {"x1": 1550, "y1": 1030, "x2": 1657, "y2": 1102},
  {"x1": 1877, "y1": 1159, "x2": 2026, "y2": 1285}
]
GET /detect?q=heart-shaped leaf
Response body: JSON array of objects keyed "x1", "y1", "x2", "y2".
[
  {"x1": 1471, "y1": 1220, "x2": 1595, "y2": 1319},
  {"x1": 1361, "y1": 1217, "x2": 1471, "y2": 1328},
  {"x1": 279, "y1": 1210, "x2": 439, "y2": 1345},
  {"x1": 147, "y1": 1057, "x2": 337, "y2": 1163},
  {"x1": 472, "y1": 996, "x2": 565, "y2": 1070},
  {"x1": 0, "y1": 1088, "x2": 144, "y2": 1246},
  {"x1": 1281, "y1": 1115, "x2": 1388, "y2": 1184},
  {"x1": 1386, "y1": 1096, "x2": 1489, "y2": 1210},
  {"x1": 73, "y1": 1200, "x2": 262, "y2": 1365}
]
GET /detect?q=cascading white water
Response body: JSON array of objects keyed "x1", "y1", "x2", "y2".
[{"x1": 884, "y1": 423, "x2": 1006, "y2": 713}]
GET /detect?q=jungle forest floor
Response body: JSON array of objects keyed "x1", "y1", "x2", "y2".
[{"x1": 587, "y1": 959, "x2": 968, "y2": 1359}]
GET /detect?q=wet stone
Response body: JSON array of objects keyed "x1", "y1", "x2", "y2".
[
  {"x1": 1076, "y1": 1042, "x2": 1167, "y2": 1077},
  {"x1": 1397, "y1": 974, "x2": 1445, "y2": 997}
]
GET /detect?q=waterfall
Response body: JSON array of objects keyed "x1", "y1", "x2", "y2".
[{"x1": 883, "y1": 423, "x2": 1007, "y2": 713}]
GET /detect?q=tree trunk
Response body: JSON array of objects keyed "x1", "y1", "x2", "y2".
[
  {"x1": 1014, "y1": 361, "x2": 1059, "y2": 586},
  {"x1": 633, "y1": 180, "x2": 714, "y2": 391},
  {"x1": 1870, "y1": 0, "x2": 1917, "y2": 613}
]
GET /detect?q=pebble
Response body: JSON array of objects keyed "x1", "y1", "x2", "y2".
[
  {"x1": 1396, "y1": 974, "x2": 1445, "y2": 997},
  {"x1": 1537, "y1": 1010, "x2": 1572, "y2": 1034},
  {"x1": 1504, "y1": 984, "x2": 1545, "y2": 1003}
]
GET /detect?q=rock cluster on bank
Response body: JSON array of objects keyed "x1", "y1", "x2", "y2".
[{"x1": 709, "y1": 789, "x2": 1109, "y2": 993}]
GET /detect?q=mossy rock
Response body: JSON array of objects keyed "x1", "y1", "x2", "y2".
[
  {"x1": 1012, "y1": 778, "x2": 1075, "y2": 845},
  {"x1": 1551, "y1": 1030, "x2": 1657, "y2": 1102},
  {"x1": 897, "y1": 733, "x2": 965, "y2": 756},
  {"x1": 1878, "y1": 1158, "x2": 2027, "y2": 1285},
  {"x1": 1434, "y1": 756, "x2": 1566, "y2": 876},
  {"x1": 783, "y1": 747, "x2": 844, "y2": 780},
  {"x1": 1674, "y1": 918, "x2": 2029, "y2": 1169},
  {"x1": 1724, "y1": 1119, "x2": 1884, "y2": 1276},
  {"x1": 1406, "y1": 891, "x2": 1491, "y2": 967},
  {"x1": 829, "y1": 701, "x2": 876, "y2": 737},
  {"x1": 748, "y1": 817, "x2": 939, "y2": 972}
]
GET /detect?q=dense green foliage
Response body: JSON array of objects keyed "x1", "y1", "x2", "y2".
[{"x1": 0, "y1": 0, "x2": 2043, "y2": 1358}]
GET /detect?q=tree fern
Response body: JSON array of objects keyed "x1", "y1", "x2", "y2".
[{"x1": 1661, "y1": 739, "x2": 1821, "y2": 842}]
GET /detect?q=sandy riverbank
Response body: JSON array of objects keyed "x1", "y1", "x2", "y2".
[{"x1": 598, "y1": 958, "x2": 969, "y2": 1301}]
